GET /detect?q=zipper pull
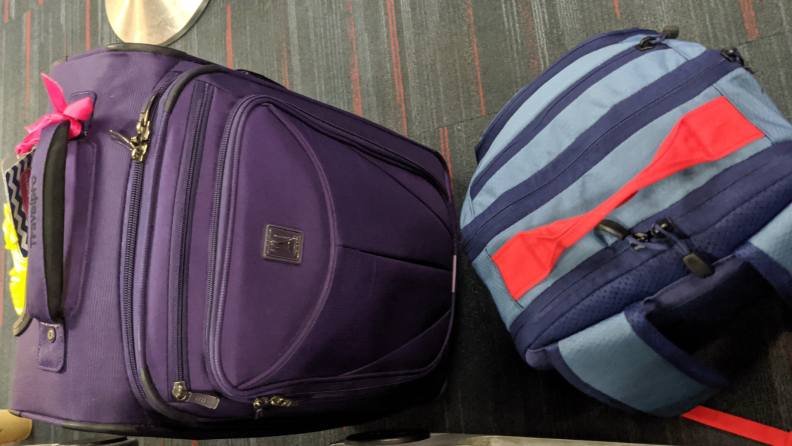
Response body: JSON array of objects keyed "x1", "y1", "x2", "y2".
[
  {"x1": 109, "y1": 94, "x2": 156, "y2": 162},
  {"x1": 721, "y1": 48, "x2": 755, "y2": 73},
  {"x1": 253, "y1": 395, "x2": 293, "y2": 419},
  {"x1": 171, "y1": 381, "x2": 220, "y2": 409}
]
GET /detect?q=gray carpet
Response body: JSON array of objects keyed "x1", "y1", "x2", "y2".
[{"x1": 2, "y1": 1, "x2": 792, "y2": 445}]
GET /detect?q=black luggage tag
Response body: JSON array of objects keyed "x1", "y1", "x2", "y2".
[{"x1": 4, "y1": 150, "x2": 34, "y2": 257}]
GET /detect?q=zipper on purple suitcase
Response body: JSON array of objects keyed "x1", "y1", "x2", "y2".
[{"x1": 113, "y1": 71, "x2": 221, "y2": 417}]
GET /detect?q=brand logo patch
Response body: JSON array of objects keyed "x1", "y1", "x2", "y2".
[{"x1": 262, "y1": 225, "x2": 303, "y2": 264}]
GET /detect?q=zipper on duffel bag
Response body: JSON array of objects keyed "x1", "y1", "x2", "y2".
[{"x1": 596, "y1": 217, "x2": 714, "y2": 278}]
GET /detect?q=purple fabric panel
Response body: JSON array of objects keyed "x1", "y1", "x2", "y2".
[
  {"x1": 186, "y1": 89, "x2": 238, "y2": 396},
  {"x1": 37, "y1": 323, "x2": 65, "y2": 372},
  {"x1": 145, "y1": 82, "x2": 195, "y2": 403},
  {"x1": 216, "y1": 105, "x2": 333, "y2": 388},
  {"x1": 13, "y1": 50, "x2": 180, "y2": 425},
  {"x1": 263, "y1": 247, "x2": 451, "y2": 386},
  {"x1": 284, "y1": 114, "x2": 454, "y2": 268},
  {"x1": 25, "y1": 124, "x2": 56, "y2": 324},
  {"x1": 198, "y1": 72, "x2": 450, "y2": 191}
]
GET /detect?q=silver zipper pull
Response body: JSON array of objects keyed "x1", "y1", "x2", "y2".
[
  {"x1": 172, "y1": 381, "x2": 220, "y2": 410},
  {"x1": 253, "y1": 395, "x2": 293, "y2": 419}
]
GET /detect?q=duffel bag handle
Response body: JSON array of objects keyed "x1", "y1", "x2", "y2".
[{"x1": 26, "y1": 121, "x2": 68, "y2": 326}]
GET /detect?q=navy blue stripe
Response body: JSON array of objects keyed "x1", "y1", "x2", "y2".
[
  {"x1": 470, "y1": 44, "x2": 667, "y2": 199},
  {"x1": 737, "y1": 242, "x2": 792, "y2": 304},
  {"x1": 474, "y1": 28, "x2": 656, "y2": 163},
  {"x1": 624, "y1": 303, "x2": 729, "y2": 389},
  {"x1": 509, "y1": 142, "x2": 792, "y2": 351},
  {"x1": 463, "y1": 51, "x2": 740, "y2": 260},
  {"x1": 545, "y1": 344, "x2": 638, "y2": 413}
]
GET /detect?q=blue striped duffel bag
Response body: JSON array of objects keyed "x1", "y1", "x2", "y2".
[{"x1": 461, "y1": 27, "x2": 792, "y2": 416}]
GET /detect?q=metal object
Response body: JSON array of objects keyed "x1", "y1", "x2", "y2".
[
  {"x1": 47, "y1": 327, "x2": 56, "y2": 342},
  {"x1": 332, "y1": 433, "x2": 665, "y2": 446},
  {"x1": 171, "y1": 380, "x2": 220, "y2": 409},
  {"x1": 105, "y1": 0, "x2": 210, "y2": 46}
]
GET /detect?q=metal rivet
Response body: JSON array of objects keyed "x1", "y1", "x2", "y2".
[{"x1": 47, "y1": 328, "x2": 56, "y2": 342}]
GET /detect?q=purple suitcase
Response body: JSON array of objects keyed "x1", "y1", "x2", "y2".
[{"x1": 10, "y1": 44, "x2": 457, "y2": 438}]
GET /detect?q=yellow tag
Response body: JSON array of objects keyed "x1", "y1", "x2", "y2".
[{"x1": 3, "y1": 203, "x2": 26, "y2": 316}]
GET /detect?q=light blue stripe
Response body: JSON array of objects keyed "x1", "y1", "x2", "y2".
[
  {"x1": 749, "y1": 201, "x2": 792, "y2": 275},
  {"x1": 471, "y1": 46, "x2": 701, "y2": 217},
  {"x1": 558, "y1": 313, "x2": 715, "y2": 415},
  {"x1": 460, "y1": 35, "x2": 648, "y2": 229},
  {"x1": 665, "y1": 39, "x2": 711, "y2": 60}
]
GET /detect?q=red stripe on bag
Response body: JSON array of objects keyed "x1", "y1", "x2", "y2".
[
  {"x1": 683, "y1": 406, "x2": 792, "y2": 446},
  {"x1": 493, "y1": 96, "x2": 765, "y2": 300}
]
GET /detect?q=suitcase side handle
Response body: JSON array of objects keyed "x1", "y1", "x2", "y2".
[{"x1": 25, "y1": 121, "x2": 68, "y2": 325}]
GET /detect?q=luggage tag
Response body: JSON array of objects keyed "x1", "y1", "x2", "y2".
[{"x1": 4, "y1": 150, "x2": 34, "y2": 258}]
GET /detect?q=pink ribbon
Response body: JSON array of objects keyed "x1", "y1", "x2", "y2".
[{"x1": 15, "y1": 73, "x2": 94, "y2": 156}]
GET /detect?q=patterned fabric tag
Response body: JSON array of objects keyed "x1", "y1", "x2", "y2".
[{"x1": 5, "y1": 151, "x2": 34, "y2": 257}]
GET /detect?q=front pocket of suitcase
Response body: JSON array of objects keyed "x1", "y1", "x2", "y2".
[
  {"x1": 205, "y1": 96, "x2": 336, "y2": 400},
  {"x1": 204, "y1": 95, "x2": 453, "y2": 403}
]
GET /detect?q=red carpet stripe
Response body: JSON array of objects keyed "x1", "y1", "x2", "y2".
[
  {"x1": 85, "y1": 0, "x2": 90, "y2": 50},
  {"x1": 465, "y1": 0, "x2": 485, "y2": 116},
  {"x1": 226, "y1": 3, "x2": 234, "y2": 69},
  {"x1": 739, "y1": 0, "x2": 760, "y2": 41},
  {"x1": 613, "y1": 0, "x2": 621, "y2": 20},
  {"x1": 386, "y1": 0, "x2": 407, "y2": 136},
  {"x1": 281, "y1": 40, "x2": 290, "y2": 90},
  {"x1": 443, "y1": 127, "x2": 454, "y2": 192},
  {"x1": 519, "y1": 0, "x2": 541, "y2": 75},
  {"x1": 4, "y1": 0, "x2": 8, "y2": 23},
  {"x1": 347, "y1": 0, "x2": 363, "y2": 116}
]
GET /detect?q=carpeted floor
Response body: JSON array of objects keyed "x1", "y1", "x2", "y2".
[{"x1": 1, "y1": 1, "x2": 792, "y2": 445}]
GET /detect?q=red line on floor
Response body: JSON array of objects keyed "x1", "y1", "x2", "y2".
[
  {"x1": 386, "y1": 0, "x2": 407, "y2": 136},
  {"x1": 25, "y1": 10, "x2": 30, "y2": 120},
  {"x1": 613, "y1": 0, "x2": 621, "y2": 20},
  {"x1": 85, "y1": 0, "x2": 90, "y2": 50},
  {"x1": 465, "y1": 0, "x2": 485, "y2": 116},
  {"x1": 226, "y1": 3, "x2": 234, "y2": 68},
  {"x1": 39, "y1": 0, "x2": 43, "y2": 4},
  {"x1": 4, "y1": 0, "x2": 8, "y2": 23},
  {"x1": 347, "y1": 0, "x2": 363, "y2": 116},
  {"x1": 444, "y1": 127, "x2": 454, "y2": 192},
  {"x1": 191, "y1": 441, "x2": 198, "y2": 446},
  {"x1": 739, "y1": 0, "x2": 760, "y2": 41},
  {"x1": 519, "y1": 0, "x2": 541, "y2": 75},
  {"x1": 281, "y1": 40, "x2": 290, "y2": 90},
  {"x1": 439, "y1": 127, "x2": 454, "y2": 193}
]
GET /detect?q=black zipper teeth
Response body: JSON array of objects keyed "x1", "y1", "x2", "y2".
[
  {"x1": 174, "y1": 83, "x2": 211, "y2": 386},
  {"x1": 124, "y1": 161, "x2": 148, "y2": 404},
  {"x1": 122, "y1": 76, "x2": 176, "y2": 408},
  {"x1": 464, "y1": 58, "x2": 728, "y2": 249}
]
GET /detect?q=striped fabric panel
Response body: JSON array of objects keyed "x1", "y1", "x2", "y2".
[
  {"x1": 465, "y1": 46, "x2": 703, "y2": 227},
  {"x1": 477, "y1": 67, "x2": 792, "y2": 326},
  {"x1": 468, "y1": 42, "x2": 669, "y2": 200},
  {"x1": 463, "y1": 49, "x2": 735, "y2": 260},
  {"x1": 460, "y1": 34, "x2": 651, "y2": 228},
  {"x1": 474, "y1": 28, "x2": 655, "y2": 163}
]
